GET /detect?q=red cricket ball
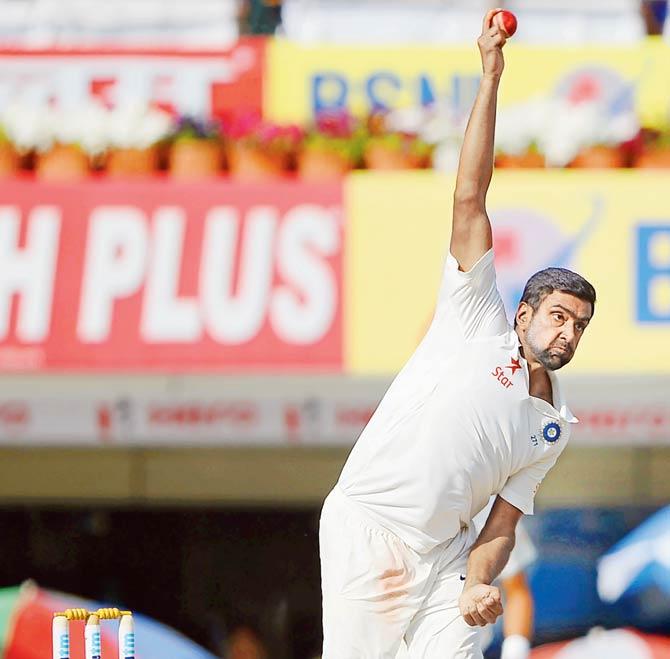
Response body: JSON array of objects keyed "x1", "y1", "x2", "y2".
[{"x1": 493, "y1": 10, "x2": 517, "y2": 37}]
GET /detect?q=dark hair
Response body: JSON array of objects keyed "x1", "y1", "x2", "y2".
[{"x1": 518, "y1": 267, "x2": 596, "y2": 319}]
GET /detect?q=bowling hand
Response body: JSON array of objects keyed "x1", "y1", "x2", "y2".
[{"x1": 459, "y1": 583, "x2": 504, "y2": 626}]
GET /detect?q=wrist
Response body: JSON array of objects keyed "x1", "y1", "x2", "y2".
[
  {"x1": 463, "y1": 574, "x2": 489, "y2": 590},
  {"x1": 501, "y1": 635, "x2": 530, "y2": 659}
]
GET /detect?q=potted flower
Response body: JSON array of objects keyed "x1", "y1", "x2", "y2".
[
  {"x1": 562, "y1": 101, "x2": 637, "y2": 169},
  {"x1": 36, "y1": 106, "x2": 103, "y2": 181},
  {"x1": 225, "y1": 113, "x2": 303, "y2": 181},
  {"x1": 0, "y1": 127, "x2": 20, "y2": 177},
  {"x1": 363, "y1": 132, "x2": 433, "y2": 170},
  {"x1": 36, "y1": 143, "x2": 91, "y2": 180},
  {"x1": 633, "y1": 128, "x2": 670, "y2": 168},
  {"x1": 298, "y1": 112, "x2": 364, "y2": 180},
  {"x1": 494, "y1": 99, "x2": 547, "y2": 168},
  {"x1": 0, "y1": 104, "x2": 91, "y2": 180},
  {"x1": 569, "y1": 142, "x2": 627, "y2": 169},
  {"x1": 168, "y1": 116, "x2": 223, "y2": 179},
  {"x1": 104, "y1": 104, "x2": 173, "y2": 177},
  {"x1": 495, "y1": 143, "x2": 545, "y2": 169}
]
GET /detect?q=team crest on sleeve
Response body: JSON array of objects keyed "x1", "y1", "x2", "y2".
[{"x1": 542, "y1": 420, "x2": 562, "y2": 444}]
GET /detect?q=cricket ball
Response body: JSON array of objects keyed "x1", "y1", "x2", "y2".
[{"x1": 493, "y1": 10, "x2": 517, "y2": 37}]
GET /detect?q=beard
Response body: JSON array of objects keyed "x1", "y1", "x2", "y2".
[{"x1": 526, "y1": 324, "x2": 573, "y2": 371}]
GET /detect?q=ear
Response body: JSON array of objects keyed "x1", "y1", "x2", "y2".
[{"x1": 516, "y1": 301, "x2": 532, "y2": 329}]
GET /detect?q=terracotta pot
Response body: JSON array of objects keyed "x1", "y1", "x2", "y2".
[
  {"x1": 495, "y1": 151, "x2": 545, "y2": 169},
  {"x1": 0, "y1": 142, "x2": 21, "y2": 177},
  {"x1": 297, "y1": 147, "x2": 352, "y2": 180},
  {"x1": 106, "y1": 147, "x2": 159, "y2": 177},
  {"x1": 227, "y1": 142, "x2": 287, "y2": 181},
  {"x1": 169, "y1": 139, "x2": 223, "y2": 179},
  {"x1": 36, "y1": 144, "x2": 90, "y2": 181},
  {"x1": 363, "y1": 143, "x2": 426, "y2": 170},
  {"x1": 633, "y1": 147, "x2": 670, "y2": 168},
  {"x1": 569, "y1": 145, "x2": 627, "y2": 169}
]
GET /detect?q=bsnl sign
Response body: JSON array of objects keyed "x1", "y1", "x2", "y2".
[
  {"x1": 637, "y1": 224, "x2": 670, "y2": 323},
  {"x1": 310, "y1": 71, "x2": 481, "y2": 116}
]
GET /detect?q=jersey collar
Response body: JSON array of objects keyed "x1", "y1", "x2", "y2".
[{"x1": 513, "y1": 331, "x2": 579, "y2": 424}]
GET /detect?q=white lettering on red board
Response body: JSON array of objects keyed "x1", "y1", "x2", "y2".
[
  {"x1": 0, "y1": 206, "x2": 61, "y2": 342},
  {"x1": 70, "y1": 203, "x2": 340, "y2": 345}
]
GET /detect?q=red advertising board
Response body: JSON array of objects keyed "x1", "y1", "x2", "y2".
[
  {"x1": 0, "y1": 39, "x2": 266, "y2": 120},
  {"x1": 0, "y1": 180, "x2": 343, "y2": 371}
]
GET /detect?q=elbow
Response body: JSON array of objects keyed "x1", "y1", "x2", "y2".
[{"x1": 453, "y1": 190, "x2": 485, "y2": 214}]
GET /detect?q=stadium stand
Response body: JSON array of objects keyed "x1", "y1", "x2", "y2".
[
  {"x1": 280, "y1": 0, "x2": 648, "y2": 44},
  {"x1": 0, "y1": 0, "x2": 240, "y2": 47}
]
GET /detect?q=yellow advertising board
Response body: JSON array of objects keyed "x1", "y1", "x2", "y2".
[
  {"x1": 266, "y1": 37, "x2": 670, "y2": 129},
  {"x1": 345, "y1": 171, "x2": 670, "y2": 375}
]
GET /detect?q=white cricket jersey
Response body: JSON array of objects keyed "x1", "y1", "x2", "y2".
[{"x1": 338, "y1": 248, "x2": 577, "y2": 554}]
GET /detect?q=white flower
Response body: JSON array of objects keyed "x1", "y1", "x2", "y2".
[
  {"x1": 106, "y1": 103, "x2": 174, "y2": 149},
  {"x1": 419, "y1": 105, "x2": 466, "y2": 146},
  {"x1": 495, "y1": 98, "x2": 550, "y2": 156},
  {"x1": 494, "y1": 96, "x2": 640, "y2": 167},
  {"x1": 539, "y1": 100, "x2": 602, "y2": 166},
  {"x1": 1, "y1": 103, "x2": 53, "y2": 152},
  {"x1": 68, "y1": 103, "x2": 110, "y2": 155},
  {"x1": 385, "y1": 106, "x2": 430, "y2": 135},
  {"x1": 0, "y1": 100, "x2": 175, "y2": 154}
]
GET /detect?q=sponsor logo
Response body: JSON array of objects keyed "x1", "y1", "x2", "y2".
[
  {"x1": 491, "y1": 357, "x2": 522, "y2": 389},
  {"x1": 506, "y1": 357, "x2": 522, "y2": 375},
  {"x1": 636, "y1": 224, "x2": 670, "y2": 323},
  {"x1": 148, "y1": 403, "x2": 257, "y2": 427},
  {"x1": 542, "y1": 420, "x2": 562, "y2": 444}
]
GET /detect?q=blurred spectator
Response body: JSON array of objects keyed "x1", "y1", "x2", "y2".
[
  {"x1": 227, "y1": 625, "x2": 268, "y2": 659},
  {"x1": 240, "y1": 0, "x2": 283, "y2": 34},
  {"x1": 642, "y1": 0, "x2": 668, "y2": 33}
]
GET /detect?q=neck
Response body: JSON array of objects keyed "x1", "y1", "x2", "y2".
[{"x1": 516, "y1": 329, "x2": 554, "y2": 405}]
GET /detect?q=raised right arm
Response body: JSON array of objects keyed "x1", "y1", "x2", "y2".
[{"x1": 450, "y1": 9, "x2": 508, "y2": 272}]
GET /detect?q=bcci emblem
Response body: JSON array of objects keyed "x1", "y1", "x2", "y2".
[{"x1": 542, "y1": 420, "x2": 562, "y2": 444}]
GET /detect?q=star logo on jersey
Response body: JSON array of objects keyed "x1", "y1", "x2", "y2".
[
  {"x1": 505, "y1": 358, "x2": 522, "y2": 375},
  {"x1": 491, "y1": 357, "x2": 522, "y2": 389}
]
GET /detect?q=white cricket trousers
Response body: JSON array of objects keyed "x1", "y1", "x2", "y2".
[{"x1": 320, "y1": 487, "x2": 482, "y2": 659}]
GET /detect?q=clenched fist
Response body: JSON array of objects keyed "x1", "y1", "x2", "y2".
[{"x1": 459, "y1": 583, "x2": 504, "y2": 627}]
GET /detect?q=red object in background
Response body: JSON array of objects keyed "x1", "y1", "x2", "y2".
[
  {"x1": 0, "y1": 581, "x2": 215, "y2": 658},
  {"x1": 493, "y1": 9, "x2": 518, "y2": 37},
  {"x1": 210, "y1": 39, "x2": 266, "y2": 123},
  {"x1": 0, "y1": 39, "x2": 266, "y2": 121},
  {"x1": 0, "y1": 180, "x2": 344, "y2": 372},
  {"x1": 532, "y1": 629, "x2": 670, "y2": 658}
]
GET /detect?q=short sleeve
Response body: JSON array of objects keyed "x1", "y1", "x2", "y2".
[
  {"x1": 435, "y1": 248, "x2": 509, "y2": 340},
  {"x1": 499, "y1": 448, "x2": 564, "y2": 516}
]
